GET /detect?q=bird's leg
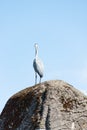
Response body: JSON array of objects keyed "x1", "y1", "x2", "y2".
[
  {"x1": 35, "y1": 72, "x2": 37, "y2": 85},
  {"x1": 39, "y1": 77, "x2": 41, "y2": 84}
]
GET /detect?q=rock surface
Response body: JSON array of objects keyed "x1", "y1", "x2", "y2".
[{"x1": 0, "y1": 80, "x2": 87, "y2": 130}]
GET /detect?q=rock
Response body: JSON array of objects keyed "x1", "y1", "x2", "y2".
[{"x1": 0, "y1": 80, "x2": 87, "y2": 130}]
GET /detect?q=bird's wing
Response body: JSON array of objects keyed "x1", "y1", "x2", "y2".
[{"x1": 33, "y1": 58, "x2": 44, "y2": 77}]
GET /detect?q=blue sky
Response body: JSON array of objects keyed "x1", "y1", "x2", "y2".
[{"x1": 0, "y1": 0, "x2": 87, "y2": 113}]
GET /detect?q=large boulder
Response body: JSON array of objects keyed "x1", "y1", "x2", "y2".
[{"x1": 0, "y1": 80, "x2": 87, "y2": 130}]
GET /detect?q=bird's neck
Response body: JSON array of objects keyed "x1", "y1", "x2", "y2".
[{"x1": 35, "y1": 48, "x2": 38, "y2": 58}]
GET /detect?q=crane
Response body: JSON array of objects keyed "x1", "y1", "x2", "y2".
[{"x1": 33, "y1": 43, "x2": 44, "y2": 85}]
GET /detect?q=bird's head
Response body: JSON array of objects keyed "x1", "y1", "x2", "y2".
[{"x1": 34, "y1": 43, "x2": 38, "y2": 50}]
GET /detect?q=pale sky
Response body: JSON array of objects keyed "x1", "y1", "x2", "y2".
[{"x1": 0, "y1": 0, "x2": 87, "y2": 113}]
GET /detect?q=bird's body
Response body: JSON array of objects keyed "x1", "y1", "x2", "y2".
[
  {"x1": 33, "y1": 43, "x2": 44, "y2": 84},
  {"x1": 33, "y1": 58, "x2": 44, "y2": 78}
]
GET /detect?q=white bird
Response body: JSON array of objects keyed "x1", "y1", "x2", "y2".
[{"x1": 33, "y1": 43, "x2": 44, "y2": 85}]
